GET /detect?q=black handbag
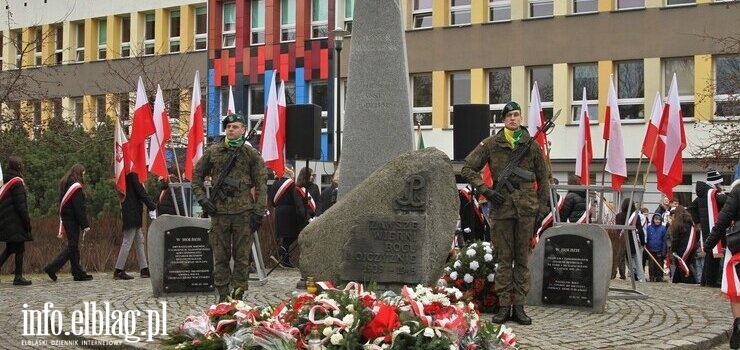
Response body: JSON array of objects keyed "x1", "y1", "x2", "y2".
[{"x1": 726, "y1": 224, "x2": 740, "y2": 255}]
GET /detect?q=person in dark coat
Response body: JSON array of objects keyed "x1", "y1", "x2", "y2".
[
  {"x1": 114, "y1": 172, "x2": 157, "y2": 280},
  {"x1": 320, "y1": 170, "x2": 339, "y2": 213},
  {"x1": 44, "y1": 164, "x2": 93, "y2": 282},
  {"x1": 296, "y1": 167, "x2": 320, "y2": 229},
  {"x1": 0, "y1": 156, "x2": 33, "y2": 285},
  {"x1": 690, "y1": 175, "x2": 727, "y2": 287},
  {"x1": 458, "y1": 184, "x2": 489, "y2": 244},
  {"x1": 703, "y1": 179, "x2": 740, "y2": 349},
  {"x1": 559, "y1": 174, "x2": 587, "y2": 223},
  {"x1": 645, "y1": 213, "x2": 667, "y2": 282},
  {"x1": 157, "y1": 172, "x2": 186, "y2": 216},
  {"x1": 268, "y1": 166, "x2": 301, "y2": 267},
  {"x1": 670, "y1": 206, "x2": 697, "y2": 284},
  {"x1": 615, "y1": 198, "x2": 645, "y2": 281}
]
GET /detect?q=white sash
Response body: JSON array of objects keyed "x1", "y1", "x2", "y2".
[{"x1": 58, "y1": 182, "x2": 83, "y2": 238}]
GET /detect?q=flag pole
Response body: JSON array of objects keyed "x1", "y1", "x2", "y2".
[{"x1": 600, "y1": 140, "x2": 609, "y2": 187}]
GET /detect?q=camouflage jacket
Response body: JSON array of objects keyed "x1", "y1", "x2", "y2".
[
  {"x1": 192, "y1": 141, "x2": 267, "y2": 215},
  {"x1": 461, "y1": 127, "x2": 551, "y2": 219}
]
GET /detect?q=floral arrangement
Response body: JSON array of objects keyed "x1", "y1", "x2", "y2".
[
  {"x1": 440, "y1": 241, "x2": 498, "y2": 313},
  {"x1": 165, "y1": 282, "x2": 518, "y2": 350}
]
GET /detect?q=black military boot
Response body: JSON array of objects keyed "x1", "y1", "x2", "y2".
[
  {"x1": 731, "y1": 317, "x2": 740, "y2": 349},
  {"x1": 511, "y1": 305, "x2": 532, "y2": 325},
  {"x1": 491, "y1": 305, "x2": 510, "y2": 324}
]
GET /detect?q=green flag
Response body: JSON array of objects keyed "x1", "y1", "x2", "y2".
[{"x1": 417, "y1": 125, "x2": 425, "y2": 150}]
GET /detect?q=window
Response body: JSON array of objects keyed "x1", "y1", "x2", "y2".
[
  {"x1": 75, "y1": 23, "x2": 85, "y2": 62},
  {"x1": 166, "y1": 89, "x2": 180, "y2": 122},
  {"x1": 666, "y1": 0, "x2": 694, "y2": 5},
  {"x1": 530, "y1": 66, "x2": 554, "y2": 119},
  {"x1": 144, "y1": 13, "x2": 155, "y2": 55},
  {"x1": 251, "y1": 0, "x2": 265, "y2": 45},
  {"x1": 281, "y1": 0, "x2": 296, "y2": 42},
  {"x1": 220, "y1": 87, "x2": 230, "y2": 117},
  {"x1": 34, "y1": 27, "x2": 43, "y2": 66},
  {"x1": 170, "y1": 10, "x2": 181, "y2": 53},
  {"x1": 311, "y1": 0, "x2": 328, "y2": 38},
  {"x1": 529, "y1": 0, "x2": 553, "y2": 18},
  {"x1": 6, "y1": 101, "x2": 20, "y2": 127},
  {"x1": 715, "y1": 55, "x2": 739, "y2": 119},
  {"x1": 117, "y1": 93, "x2": 130, "y2": 123},
  {"x1": 664, "y1": 57, "x2": 694, "y2": 119},
  {"x1": 195, "y1": 6, "x2": 207, "y2": 50},
  {"x1": 412, "y1": 73, "x2": 432, "y2": 126},
  {"x1": 98, "y1": 19, "x2": 107, "y2": 60},
  {"x1": 52, "y1": 98, "x2": 63, "y2": 121},
  {"x1": 572, "y1": 63, "x2": 599, "y2": 122},
  {"x1": 310, "y1": 81, "x2": 328, "y2": 129},
  {"x1": 449, "y1": 71, "x2": 471, "y2": 126},
  {"x1": 32, "y1": 100, "x2": 41, "y2": 139},
  {"x1": 617, "y1": 0, "x2": 644, "y2": 9},
  {"x1": 96, "y1": 95, "x2": 107, "y2": 124},
  {"x1": 413, "y1": 0, "x2": 433, "y2": 29},
  {"x1": 616, "y1": 60, "x2": 645, "y2": 120},
  {"x1": 121, "y1": 16, "x2": 131, "y2": 57},
  {"x1": 488, "y1": 68, "x2": 511, "y2": 124},
  {"x1": 14, "y1": 30, "x2": 22, "y2": 68},
  {"x1": 450, "y1": 0, "x2": 471, "y2": 25},
  {"x1": 344, "y1": 0, "x2": 354, "y2": 33},
  {"x1": 248, "y1": 84, "x2": 265, "y2": 132},
  {"x1": 74, "y1": 97, "x2": 84, "y2": 126},
  {"x1": 489, "y1": 0, "x2": 511, "y2": 22},
  {"x1": 54, "y1": 25, "x2": 63, "y2": 63},
  {"x1": 573, "y1": 0, "x2": 597, "y2": 13},
  {"x1": 222, "y1": 2, "x2": 236, "y2": 47}
]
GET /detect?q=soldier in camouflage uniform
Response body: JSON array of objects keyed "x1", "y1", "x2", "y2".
[
  {"x1": 461, "y1": 101, "x2": 551, "y2": 325},
  {"x1": 192, "y1": 113, "x2": 267, "y2": 302}
]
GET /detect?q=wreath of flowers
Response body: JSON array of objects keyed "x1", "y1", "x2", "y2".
[
  {"x1": 165, "y1": 282, "x2": 517, "y2": 349},
  {"x1": 440, "y1": 241, "x2": 498, "y2": 313}
]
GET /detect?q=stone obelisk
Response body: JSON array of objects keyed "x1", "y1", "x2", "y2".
[{"x1": 337, "y1": 0, "x2": 413, "y2": 198}]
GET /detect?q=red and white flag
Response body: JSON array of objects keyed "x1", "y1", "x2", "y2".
[
  {"x1": 603, "y1": 75, "x2": 627, "y2": 191},
  {"x1": 185, "y1": 71, "x2": 204, "y2": 181},
  {"x1": 227, "y1": 86, "x2": 236, "y2": 115},
  {"x1": 527, "y1": 81, "x2": 548, "y2": 154},
  {"x1": 148, "y1": 85, "x2": 171, "y2": 179},
  {"x1": 130, "y1": 76, "x2": 155, "y2": 182},
  {"x1": 575, "y1": 87, "x2": 592, "y2": 185},
  {"x1": 641, "y1": 91, "x2": 664, "y2": 166},
  {"x1": 656, "y1": 73, "x2": 686, "y2": 198},
  {"x1": 114, "y1": 118, "x2": 130, "y2": 195},
  {"x1": 260, "y1": 72, "x2": 287, "y2": 178}
]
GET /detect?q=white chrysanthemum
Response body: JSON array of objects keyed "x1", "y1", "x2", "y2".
[
  {"x1": 453, "y1": 260, "x2": 462, "y2": 269},
  {"x1": 466, "y1": 249, "x2": 476, "y2": 257},
  {"x1": 450, "y1": 271, "x2": 458, "y2": 280},
  {"x1": 487, "y1": 273, "x2": 495, "y2": 282},
  {"x1": 346, "y1": 304, "x2": 354, "y2": 313},
  {"x1": 469, "y1": 261, "x2": 480, "y2": 270},
  {"x1": 435, "y1": 329, "x2": 442, "y2": 337},
  {"x1": 444, "y1": 266, "x2": 452, "y2": 272},
  {"x1": 449, "y1": 345, "x2": 457, "y2": 350},
  {"x1": 469, "y1": 242, "x2": 477, "y2": 249},
  {"x1": 423, "y1": 328, "x2": 435, "y2": 338},
  {"x1": 342, "y1": 314, "x2": 354, "y2": 326},
  {"x1": 455, "y1": 289, "x2": 463, "y2": 299},
  {"x1": 484, "y1": 253, "x2": 493, "y2": 262},
  {"x1": 333, "y1": 309, "x2": 341, "y2": 316},
  {"x1": 484, "y1": 245, "x2": 493, "y2": 253},
  {"x1": 324, "y1": 317, "x2": 335, "y2": 326},
  {"x1": 463, "y1": 273, "x2": 474, "y2": 283},
  {"x1": 395, "y1": 325, "x2": 410, "y2": 334},
  {"x1": 330, "y1": 333, "x2": 343, "y2": 345},
  {"x1": 323, "y1": 327, "x2": 334, "y2": 337},
  {"x1": 438, "y1": 278, "x2": 447, "y2": 287}
]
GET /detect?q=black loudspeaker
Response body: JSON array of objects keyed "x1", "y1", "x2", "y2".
[
  {"x1": 453, "y1": 104, "x2": 490, "y2": 161},
  {"x1": 286, "y1": 104, "x2": 322, "y2": 160}
]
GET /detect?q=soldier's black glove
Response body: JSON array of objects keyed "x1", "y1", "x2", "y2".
[
  {"x1": 483, "y1": 189, "x2": 505, "y2": 205},
  {"x1": 250, "y1": 213, "x2": 263, "y2": 232},
  {"x1": 199, "y1": 198, "x2": 217, "y2": 215}
]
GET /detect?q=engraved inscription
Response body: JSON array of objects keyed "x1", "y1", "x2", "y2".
[
  {"x1": 164, "y1": 227, "x2": 214, "y2": 293},
  {"x1": 542, "y1": 235, "x2": 593, "y2": 307}
]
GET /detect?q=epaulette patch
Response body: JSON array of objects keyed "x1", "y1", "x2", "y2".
[{"x1": 479, "y1": 142, "x2": 485, "y2": 147}]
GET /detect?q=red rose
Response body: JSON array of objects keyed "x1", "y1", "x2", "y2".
[
  {"x1": 473, "y1": 279, "x2": 484, "y2": 292},
  {"x1": 208, "y1": 303, "x2": 235, "y2": 318},
  {"x1": 361, "y1": 304, "x2": 400, "y2": 341},
  {"x1": 455, "y1": 279, "x2": 463, "y2": 287},
  {"x1": 361, "y1": 294, "x2": 376, "y2": 308}
]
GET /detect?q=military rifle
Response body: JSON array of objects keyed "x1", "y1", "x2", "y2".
[
  {"x1": 209, "y1": 118, "x2": 263, "y2": 202},
  {"x1": 493, "y1": 109, "x2": 560, "y2": 195}
]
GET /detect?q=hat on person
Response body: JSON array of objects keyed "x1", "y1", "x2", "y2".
[
  {"x1": 221, "y1": 113, "x2": 247, "y2": 129},
  {"x1": 501, "y1": 101, "x2": 521, "y2": 117},
  {"x1": 706, "y1": 168, "x2": 723, "y2": 186}
]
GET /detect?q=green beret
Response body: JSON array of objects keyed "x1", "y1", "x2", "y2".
[
  {"x1": 501, "y1": 101, "x2": 521, "y2": 117},
  {"x1": 222, "y1": 113, "x2": 247, "y2": 129}
]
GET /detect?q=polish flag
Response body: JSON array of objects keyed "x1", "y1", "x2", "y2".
[
  {"x1": 260, "y1": 72, "x2": 287, "y2": 178},
  {"x1": 641, "y1": 91, "x2": 664, "y2": 167},
  {"x1": 130, "y1": 76, "x2": 155, "y2": 182},
  {"x1": 603, "y1": 75, "x2": 627, "y2": 191},
  {"x1": 148, "y1": 85, "x2": 171, "y2": 179},
  {"x1": 185, "y1": 71, "x2": 204, "y2": 181},
  {"x1": 228, "y1": 85, "x2": 236, "y2": 115},
  {"x1": 656, "y1": 73, "x2": 686, "y2": 198},
  {"x1": 114, "y1": 118, "x2": 130, "y2": 196},
  {"x1": 482, "y1": 164, "x2": 493, "y2": 188},
  {"x1": 575, "y1": 88, "x2": 592, "y2": 185},
  {"x1": 527, "y1": 81, "x2": 548, "y2": 154}
]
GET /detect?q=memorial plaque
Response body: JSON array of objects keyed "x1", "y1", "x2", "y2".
[
  {"x1": 163, "y1": 226, "x2": 214, "y2": 293},
  {"x1": 542, "y1": 234, "x2": 593, "y2": 307},
  {"x1": 341, "y1": 216, "x2": 424, "y2": 284}
]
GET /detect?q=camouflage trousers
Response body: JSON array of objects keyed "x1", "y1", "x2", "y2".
[
  {"x1": 209, "y1": 213, "x2": 254, "y2": 294},
  {"x1": 490, "y1": 216, "x2": 535, "y2": 306}
]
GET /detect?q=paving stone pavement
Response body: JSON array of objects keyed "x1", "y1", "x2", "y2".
[{"x1": 0, "y1": 271, "x2": 733, "y2": 349}]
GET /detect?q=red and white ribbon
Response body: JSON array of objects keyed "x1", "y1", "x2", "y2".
[
  {"x1": 722, "y1": 249, "x2": 740, "y2": 300},
  {"x1": 0, "y1": 177, "x2": 23, "y2": 202},
  {"x1": 58, "y1": 182, "x2": 82, "y2": 238},
  {"x1": 708, "y1": 189, "x2": 724, "y2": 256},
  {"x1": 316, "y1": 281, "x2": 335, "y2": 291},
  {"x1": 272, "y1": 178, "x2": 294, "y2": 204},
  {"x1": 535, "y1": 196, "x2": 566, "y2": 244},
  {"x1": 674, "y1": 226, "x2": 698, "y2": 277},
  {"x1": 459, "y1": 187, "x2": 485, "y2": 224},
  {"x1": 296, "y1": 186, "x2": 316, "y2": 214}
]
